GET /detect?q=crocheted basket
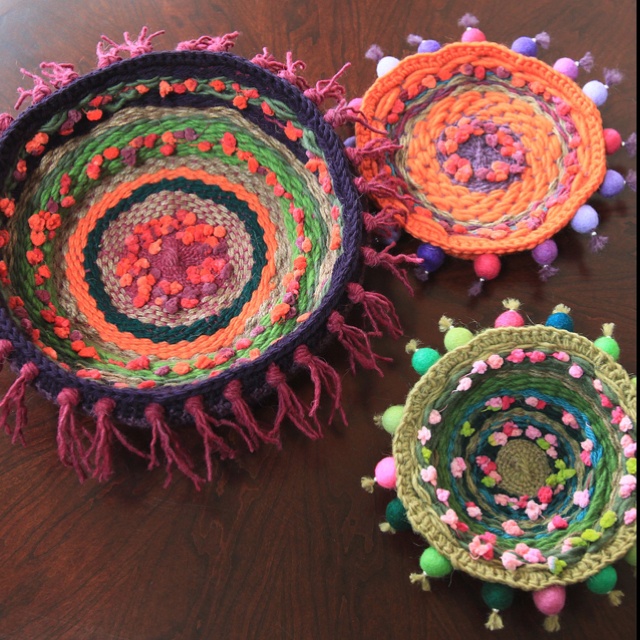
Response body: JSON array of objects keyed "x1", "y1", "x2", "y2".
[
  {"x1": 352, "y1": 14, "x2": 636, "y2": 293},
  {"x1": 362, "y1": 300, "x2": 636, "y2": 632},
  {"x1": 0, "y1": 29, "x2": 416, "y2": 486}
]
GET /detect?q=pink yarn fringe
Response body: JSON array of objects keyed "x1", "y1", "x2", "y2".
[
  {"x1": 294, "y1": 345, "x2": 346, "y2": 425},
  {"x1": 277, "y1": 52, "x2": 309, "y2": 90},
  {"x1": 0, "y1": 113, "x2": 13, "y2": 133},
  {"x1": 362, "y1": 207, "x2": 404, "y2": 237},
  {"x1": 304, "y1": 63, "x2": 349, "y2": 106},
  {"x1": 266, "y1": 364, "x2": 321, "y2": 440},
  {"x1": 361, "y1": 245, "x2": 421, "y2": 295},
  {"x1": 176, "y1": 32, "x2": 239, "y2": 52},
  {"x1": 145, "y1": 403, "x2": 203, "y2": 489},
  {"x1": 327, "y1": 311, "x2": 390, "y2": 376},
  {"x1": 56, "y1": 388, "x2": 90, "y2": 482},
  {"x1": 345, "y1": 138, "x2": 402, "y2": 165},
  {"x1": 251, "y1": 48, "x2": 286, "y2": 73},
  {"x1": 0, "y1": 361, "x2": 38, "y2": 445},
  {"x1": 39, "y1": 62, "x2": 78, "y2": 89},
  {"x1": 0, "y1": 339, "x2": 12, "y2": 371},
  {"x1": 353, "y1": 173, "x2": 415, "y2": 208},
  {"x1": 15, "y1": 69, "x2": 52, "y2": 110},
  {"x1": 96, "y1": 27, "x2": 164, "y2": 68},
  {"x1": 347, "y1": 282, "x2": 403, "y2": 338}
]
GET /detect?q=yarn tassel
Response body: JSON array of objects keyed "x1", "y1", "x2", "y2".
[
  {"x1": 626, "y1": 169, "x2": 636, "y2": 192},
  {"x1": 144, "y1": 403, "x2": 203, "y2": 489},
  {"x1": 347, "y1": 282, "x2": 403, "y2": 338},
  {"x1": 277, "y1": 52, "x2": 310, "y2": 90},
  {"x1": 223, "y1": 379, "x2": 279, "y2": 448},
  {"x1": 266, "y1": 363, "x2": 321, "y2": 439},
  {"x1": 0, "y1": 361, "x2": 39, "y2": 445},
  {"x1": 624, "y1": 132, "x2": 637, "y2": 157},
  {"x1": 294, "y1": 344, "x2": 346, "y2": 425},
  {"x1": 543, "y1": 615, "x2": 561, "y2": 632},
  {"x1": 184, "y1": 396, "x2": 236, "y2": 482},
  {"x1": 409, "y1": 572, "x2": 432, "y2": 591},
  {"x1": 361, "y1": 476, "x2": 376, "y2": 492},
  {"x1": 0, "y1": 339, "x2": 13, "y2": 371},
  {"x1": 345, "y1": 138, "x2": 402, "y2": 165},
  {"x1": 603, "y1": 68, "x2": 624, "y2": 87},
  {"x1": 353, "y1": 174, "x2": 415, "y2": 208},
  {"x1": 15, "y1": 69, "x2": 52, "y2": 110},
  {"x1": 327, "y1": 311, "x2": 390, "y2": 376},
  {"x1": 589, "y1": 232, "x2": 609, "y2": 252},
  {"x1": 363, "y1": 207, "x2": 405, "y2": 237},
  {"x1": 362, "y1": 245, "x2": 421, "y2": 295},
  {"x1": 538, "y1": 264, "x2": 560, "y2": 281},
  {"x1": 468, "y1": 279, "x2": 485, "y2": 297},
  {"x1": 121, "y1": 27, "x2": 165, "y2": 57},
  {"x1": 458, "y1": 13, "x2": 479, "y2": 28},
  {"x1": 379, "y1": 522, "x2": 396, "y2": 533},
  {"x1": 56, "y1": 388, "x2": 90, "y2": 482},
  {"x1": 0, "y1": 113, "x2": 14, "y2": 133},
  {"x1": 534, "y1": 32, "x2": 551, "y2": 49},
  {"x1": 324, "y1": 99, "x2": 385, "y2": 133},
  {"x1": 608, "y1": 590, "x2": 624, "y2": 606},
  {"x1": 39, "y1": 62, "x2": 79, "y2": 88},
  {"x1": 251, "y1": 47, "x2": 286, "y2": 73},
  {"x1": 175, "y1": 32, "x2": 239, "y2": 52},
  {"x1": 365, "y1": 44, "x2": 384, "y2": 62},
  {"x1": 485, "y1": 610, "x2": 504, "y2": 631},
  {"x1": 96, "y1": 36, "x2": 124, "y2": 68},
  {"x1": 303, "y1": 63, "x2": 349, "y2": 106},
  {"x1": 579, "y1": 52, "x2": 595, "y2": 73}
]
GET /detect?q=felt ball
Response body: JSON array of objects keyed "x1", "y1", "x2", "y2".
[
  {"x1": 586, "y1": 566, "x2": 618, "y2": 595},
  {"x1": 511, "y1": 36, "x2": 537, "y2": 56},
  {"x1": 419, "y1": 547, "x2": 453, "y2": 577},
  {"x1": 418, "y1": 39, "x2": 441, "y2": 53},
  {"x1": 594, "y1": 335, "x2": 620, "y2": 360},
  {"x1": 599, "y1": 169, "x2": 626, "y2": 197},
  {"x1": 625, "y1": 545, "x2": 637, "y2": 567},
  {"x1": 381, "y1": 405, "x2": 404, "y2": 435},
  {"x1": 411, "y1": 347, "x2": 441, "y2": 375},
  {"x1": 473, "y1": 253, "x2": 501, "y2": 280},
  {"x1": 461, "y1": 27, "x2": 486, "y2": 42},
  {"x1": 571, "y1": 204, "x2": 599, "y2": 233},
  {"x1": 377, "y1": 56, "x2": 400, "y2": 77},
  {"x1": 374, "y1": 456, "x2": 397, "y2": 489},
  {"x1": 583, "y1": 79, "x2": 608, "y2": 106},
  {"x1": 417, "y1": 243, "x2": 446, "y2": 272},
  {"x1": 481, "y1": 582, "x2": 515, "y2": 611},
  {"x1": 532, "y1": 239, "x2": 558, "y2": 266},
  {"x1": 444, "y1": 326, "x2": 474, "y2": 351},
  {"x1": 344, "y1": 135, "x2": 356, "y2": 148},
  {"x1": 347, "y1": 97, "x2": 363, "y2": 112},
  {"x1": 385, "y1": 497, "x2": 412, "y2": 532},
  {"x1": 495, "y1": 309, "x2": 525, "y2": 328},
  {"x1": 604, "y1": 128, "x2": 623, "y2": 154},
  {"x1": 545, "y1": 312, "x2": 574, "y2": 332},
  {"x1": 533, "y1": 585, "x2": 566, "y2": 616},
  {"x1": 553, "y1": 57, "x2": 579, "y2": 80}
]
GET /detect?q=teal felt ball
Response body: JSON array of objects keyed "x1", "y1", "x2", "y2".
[
  {"x1": 586, "y1": 566, "x2": 618, "y2": 595},
  {"x1": 481, "y1": 582, "x2": 515, "y2": 611},
  {"x1": 385, "y1": 497, "x2": 412, "y2": 532},
  {"x1": 411, "y1": 347, "x2": 441, "y2": 375},
  {"x1": 419, "y1": 547, "x2": 452, "y2": 578}
]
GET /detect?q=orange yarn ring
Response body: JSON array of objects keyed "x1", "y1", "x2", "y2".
[
  {"x1": 65, "y1": 167, "x2": 278, "y2": 359},
  {"x1": 356, "y1": 42, "x2": 606, "y2": 259}
]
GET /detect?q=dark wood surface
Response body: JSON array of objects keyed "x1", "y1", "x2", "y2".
[{"x1": 0, "y1": 1, "x2": 636, "y2": 638}]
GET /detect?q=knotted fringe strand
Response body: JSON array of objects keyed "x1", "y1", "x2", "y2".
[
  {"x1": 184, "y1": 396, "x2": 236, "y2": 482},
  {"x1": 56, "y1": 387, "x2": 90, "y2": 482},
  {"x1": 327, "y1": 311, "x2": 390, "y2": 376},
  {"x1": 175, "y1": 32, "x2": 240, "y2": 53},
  {"x1": 0, "y1": 339, "x2": 13, "y2": 371},
  {"x1": 362, "y1": 207, "x2": 404, "y2": 238},
  {"x1": 0, "y1": 361, "x2": 39, "y2": 445},
  {"x1": 608, "y1": 590, "x2": 624, "y2": 606},
  {"x1": 379, "y1": 522, "x2": 396, "y2": 534},
  {"x1": 361, "y1": 245, "x2": 421, "y2": 295},
  {"x1": 409, "y1": 572, "x2": 431, "y2": 591},
  {"x1": 266, "y1": 363, "x2": 321, "y2": 440},
  {"x1": 144, "y1": 404, "x2": 203, "y2": 489},
  {"x1": 543, "y1": 615, "x2": 561, "y2": 632},
  {"x1": 485, "y1": 610, "x2": 504, "y2": 631},
  {"x1": 223, "y1": 379, "x2": 280, "y2": 448},
  {"x1": 347, "y1": 282, "x2": 403, "y2": 338},
  {"x1": 294, "y1": 345, "x2": 346, "y2": 425}
]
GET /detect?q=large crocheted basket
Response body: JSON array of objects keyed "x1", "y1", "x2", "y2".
[
  {"x1": 0, "y1": 29, "x2": 416, "y2": 486},
  {"x1": 362, "y1": 300, "x2": 636, "y2": 632},
  {"x1": 352, "y1": 15, "x2": 636, "y2": 293}
]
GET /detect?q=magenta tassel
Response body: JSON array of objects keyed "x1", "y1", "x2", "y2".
[
  {"x1": 277, "y1": 52, "x2": 309, "y2": 90},
  {"x1": 251, "y1": 48, "x2": 286, "y2": 73},
  {"x1": 345, "y1": 138, "x2": 402, "y2": 164},
  {"x1": 0, "y1": 361, "x2": 39, "y2": 444},
  {"x1": 327, "y1": 311, "x2": 390, "y2": 376},
  {"x1": 96, "y1": 36, "x2": 123, "y2": 68},
  {"x1": 304, "y1": 63, "x2": 349, "y2": 106},
  {"x1": 39, "y1": 62, "x2": 79, "y2": 88},
  {"x1": 363, "y1": 207, "x2": 404, "y2": 236},
  {"x1": 0, "y1": 113, "x2": 14, "y2": 133},
  {"x1": 361, "y1": 245, "x2": 421, "y2": 295},
  {"x1": 145, "y1": 404, "x2": 203, "y2": 489},
  {"x1": 365, "y1": 44, "x2": 384, "y2": 62},
  {"x1": 176, "y1": 32, "x2": 239, "y2": 52},
  {"x1": 589, "y1": 233, "x2": 609, "y2": 252},
  {"x1": 121, "y1": 27, "x2": 165, "y2": 57},
  {"x1": 0, "y1": 339, "x2": 12, "y2": 371},
  {"x1": 15, "y1": 69, "x2": 52, "y2": 110},
  {"x1": 347, "y1": 282, "x2": 403, "y2": 338},
  {"x1": 294, "y1": 345, "x2": 346, "y2": 425},
  {"x1": 266, "y1": 364, "x2": 321, "y2": 440},
  {"x1": 539, "y1": 264, "x2": 560, "y2": 281},
  {"x1": 223, "y1": 380, "x2": 279, "y2": 447},
  {"x1": 56, "y1": 388, "x2": 89, "y2": 482}
]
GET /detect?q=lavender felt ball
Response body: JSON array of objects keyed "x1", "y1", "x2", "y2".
[
  {"x1": 571, "y1": 204, "x2": 599, "y2": 233},
  {"x1": 599, "y1": 169, "x2": 626, "y2": 197}
]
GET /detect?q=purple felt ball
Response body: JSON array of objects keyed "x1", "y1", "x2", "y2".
[
  {"x1": 599, "y1": 169, "x2": 626, "y2": 197},
  {"x1": 418, "y1": 39, "x2": 441, "y2": 53},
  {"x1": 511, "y1": 36, "x2": 537, "y2": 57},
  {"x1": 416, "y1": 243, "x2": 445, "y2": 272},
  {"x1": 553, "y1": 57, "x2": 579, "y2": 80},
  {"x1": 344, "y1": 135, "x2": 356, "y2": 148},
  {"x1": 532, "y1": 239, "x2": 558, "y2": 265},
  {"x1": 571, "y1": 204, "x2": 599, "y2": 233},
  {"x1": 583, "y1": 80, "x2": 608, "y2": 106}
]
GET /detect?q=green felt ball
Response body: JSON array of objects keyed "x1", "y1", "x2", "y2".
[
  {"x1": 594, "y1": 336, "x2": 620, "y2": 361},
  {"x1": 625, "y1": 546, "x2": 636, "y2": 568},
  {"x1": 419, "y1": 547, "x2": 452, "y2": 578},
  {"x1": 385, "y1": 497, "x2": 411, "y2": 532},
  {"x1": 481, "y1": 582, "x2": 515, "y2": 611},
  {"x1": 381, "y1": 405, "x2": 404, "y2": 435},
  {"x1": 586, "y1": 566, "x2": 618, "y2": 594},
  {"x1": 411, "y1": 347, "x2": 441, "y2": 375},
  {"x1": 443, "y1": 327, "x2": 474, "y2": 351}
]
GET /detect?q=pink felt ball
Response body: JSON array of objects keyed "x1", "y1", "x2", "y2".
[
  {"x1": 375, "y1": 456, "x2": 397, "y2": 489},
  {"x1": 603, "y1": 128, "x2": 623, "y2": 154},
  {"x1": 461, "y1": 27, "x2": 486, "y2": 42},
  {"x1": 348, "y1": 97, "x2": 363, "y2": 112},
  {"x1": 473, "y1": 254, "x2": 501, "y2": 280},
  {"x1": 495, "y1": 310, "x2": 525, "y2": 328},
  {"x1": 533, "y1": 585, "x2": 566, "y2": 615},
  {"x1": 553, "y1": 57, "x2": 579, "y2": 80}
]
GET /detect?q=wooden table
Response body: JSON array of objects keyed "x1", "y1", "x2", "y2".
[{"x1": 0, "y1": 1, "x2": 636, "y2": 638}]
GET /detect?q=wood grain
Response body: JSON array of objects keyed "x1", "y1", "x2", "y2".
[{"x1": 0, "y1": 1, "x2": 636, "y2": 639}]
